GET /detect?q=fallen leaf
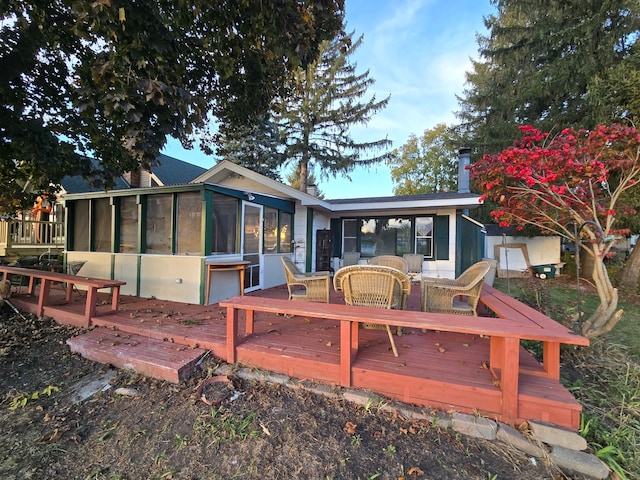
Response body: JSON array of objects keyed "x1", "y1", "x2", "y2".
[
  {"x1": 407, "y1": 466, "x2": 425, "y2": 476},
  {"x1": 438, "y1": 347, "x2": 446, "y2": 353},
  {"x1": 326, "y1": 341, "x2": 332, "y2": 347},
  {"x1": 344, "y1": 421, "x2": 357, "y2": 434},
  {"x1": 260, "y1": 421, "x2": 271, "y2": 436}
]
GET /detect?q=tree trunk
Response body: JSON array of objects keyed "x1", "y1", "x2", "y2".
[
  {"x1": 580, "y1": 244, "x2": 624, "y2": 338},
  {"x1": 620, "y1": 243, "x2": 640, "y2": 294}
]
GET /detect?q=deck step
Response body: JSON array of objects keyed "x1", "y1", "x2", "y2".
[{"x1": 67, "y1": 328, "x2": 208, "y2": 383}]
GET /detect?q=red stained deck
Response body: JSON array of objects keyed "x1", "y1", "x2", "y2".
[{"x1": 7, "y1": 282, "x2": 585, "y2": 430}]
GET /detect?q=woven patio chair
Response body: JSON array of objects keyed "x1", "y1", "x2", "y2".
[
  {"x1": 368, "y1": 255, "x2": 408, "y2": 274},
  {"x1": 420, "y1": 260, "x2": 493, "y2": 315},
  {"x1": 281, "y1": 256, "x2": 330, "y2": 303},
  {"x1": 342, "y1": 252, "x2": 361, "y2": 267},
  {"x1": 403, "y1": 254, "x2": 423, "y2": 282},
  {"x1": 333, "y1": 265, "x2": 411, "y2": 356}
]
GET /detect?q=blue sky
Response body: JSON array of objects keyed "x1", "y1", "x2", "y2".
[{"x1": 162, "y1": 0, "x2": 496, "y2": 199}]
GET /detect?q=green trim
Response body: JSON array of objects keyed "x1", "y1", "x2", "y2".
[
  {"x1": 139, "y1": 196, "x2": 147, "y2": 253},
  {"x1": 306, "y1": 208, "x2": 313, "y2": 271},
  {"x1": 113, "y1": 197, "x2": 121, "y2": 253},
  {"x1": 434, "y1": 215, "x2": 450, "y2": 260},
  {"x1": 202, "y1": 189, "x2": 213, "y2": 256}
]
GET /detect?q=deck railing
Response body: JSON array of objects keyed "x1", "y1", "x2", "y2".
[{"x1": 0, "y1": 218, "x2": 65, "y2": 250}]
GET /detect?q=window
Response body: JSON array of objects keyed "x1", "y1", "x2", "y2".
[
  {"x1": 119, "y1": 196, "x2": 138, "y2": 253},
  {"x1": 279, "y1": 212, "x2": 292, "y2": 253},
  {"x1": 212, "y1": 193, "x2": 238, "y2": 254},
  {"x1": 175, "y1": 192, "x2": 202, "y2": 255},
  {"x1": 415, "y1": 217, "x2": 434, "y2": 258},
  {"x1": 146, "y1": 194, "x2": 172, "y2": 254},
  {"x1": 360, "y1": 217, "x2": 412, "y2": 257},
  {"x1": 343, "y1": 219, "x2": 358, "y2": 253},
  {"x1": 263, "y1": 207, "x2": 278, "y2": 253}
]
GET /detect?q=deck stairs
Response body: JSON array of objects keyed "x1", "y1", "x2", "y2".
[{"x1": 67, "y1": 328, "x2": 208, "y2": 383}]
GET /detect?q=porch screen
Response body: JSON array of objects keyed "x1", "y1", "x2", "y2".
[
  {"x1": 92, "y1": 198, "x2": 112, "y2": 252},
  {"x1": 176, "y1": 192, "x2": 202, "y2": 255},
  {"x1": 146, "y1": 194, "x2": 172, "y2": 254},
  {"x1": 212, "y1": 193, "x2": 238, "y2": 254},
  {"x1": 72, "y1": 199, "x2": 89, "y2": 251},
  {"x1": 119, "y1": 196, "x2": 138, "y2": 253}
]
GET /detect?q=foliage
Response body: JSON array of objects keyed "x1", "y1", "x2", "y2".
[
  {"x1": 204, "y1": 116, "x2": 285, "y2": 181},
  {"x1": 456, "y1": 0, "x2": 640, "y2": 154},
  {"x1": 0, "y1": 0, "x2": 344, "y2": 213},
  {"x1": 471, "y1": 124, "x2": 640, "y2": 337},
  {"x1": 387, "y1": 124, "x2": 460, "y2": 195},
  {"x1": 277, "y1": 29, "x2": 391, "y2": 192},
  {"x1": 286, "y1": 165, "x2": 325, "y2": 198}
]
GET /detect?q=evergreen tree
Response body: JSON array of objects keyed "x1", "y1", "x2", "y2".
[
  {"x1": 388, "y1": 124, "x2": 459, "y2": 195},
  {"x1": 286, "y1": 165, "x2": 324, "y2": 198},
  {"x1": 204, "y1": 116, "x2": 285, "y2": 181},
  {"x1": 457, "y1": 0, "x2": 640, "y2": 154},
  {"x1": 277, "y1": 30, "x2": 392, "y2": 192}
]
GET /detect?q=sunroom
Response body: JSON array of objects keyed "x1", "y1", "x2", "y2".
[{"x1": 63, "y1": 183, "x2": 296, "y2": 305}]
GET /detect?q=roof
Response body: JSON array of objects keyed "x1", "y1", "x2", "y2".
[
  {"x1": 60, "y1": 154, "x2": 208, "y2": 194},
  {"x1": 60, "y1": 158, "x2": 130, "y2": 194},
  {"x1": 151, "y1": 154, "x2": 207, "y2": 186},
  {"x1": 327, "y1": 191, "x2": 483, "y2": 213}
]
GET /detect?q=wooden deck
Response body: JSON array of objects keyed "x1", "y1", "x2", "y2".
[{"x1": 5, "y1": 281, "x2": 586, "y2": 430}]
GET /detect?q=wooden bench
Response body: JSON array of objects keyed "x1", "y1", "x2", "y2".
[
  {"x1": 220, "y1": 294, "x2": 589, "y2": 423},
  {"x1": 0, "y1": 265, "x2": 126, "y2": 326}
]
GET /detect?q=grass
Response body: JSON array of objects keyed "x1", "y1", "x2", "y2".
[{"x1": 493, "y1": 276, "x2": 640, "y2": 479}]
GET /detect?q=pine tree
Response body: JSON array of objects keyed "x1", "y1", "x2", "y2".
[
  {"x1": 457, "y1": 0, "x2": 640, "y2": 154},
  {"x1": 277, "y1": 30, "x2": 392, "y2": 192},
  {"x1": 204, "y1": 115, "x2": 285, "y2": 181}
]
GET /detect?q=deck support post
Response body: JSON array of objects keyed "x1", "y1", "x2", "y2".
[{"x1": 226, "y1": 306, "x2": 239, "y2": 363}]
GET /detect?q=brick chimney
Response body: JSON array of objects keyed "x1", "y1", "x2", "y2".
[{"x1": 458, "y1": 148, "x2": 471, "y2": 193}]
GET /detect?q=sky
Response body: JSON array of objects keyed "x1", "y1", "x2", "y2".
[{"x1": 162, "y1": 0, "x2": 496, "y2": 199}]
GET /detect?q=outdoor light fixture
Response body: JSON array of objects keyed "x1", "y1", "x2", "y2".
[{"x1": 245, "y1": 192, "x2": 255, "y2": 201}]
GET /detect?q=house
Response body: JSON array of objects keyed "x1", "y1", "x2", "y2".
[{"x1": 60, "y1": 151, "x2": 484, "y2": 305}]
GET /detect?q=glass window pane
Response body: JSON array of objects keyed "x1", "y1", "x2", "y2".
[
  {"x1": 279, "y1": 212, "x2": 292, "y2": 253},
  {"x1": 73, "y1": 200, "x2": 89, "y2": 251},
  {"x1": 119, "y1": 196, "x2": 138, "y2": 253},
  {"x1": 176, "y1": 192, "x2": 202, "y2": 255},
  {"x1": 263, "y1": 207, "x2": 278, "y2": 254},
  {"x1": 360, "y1": 217, "x2": 411, "y2": 257},
  {"x1": 93, "y1": 198, "x2": 112, "y2": 252},
  {"x1": 416, "y1": 217, "x2": 434, "y2": 258},
  {"x1": 212, "y1": 193, "x2": 238, "y2": 254},
  {"x1": 146, "y1": 194, "x2": 172, "y2": 254},
  {"x1": 343, "y1": 219, "x2": 358, "y2": 253}
]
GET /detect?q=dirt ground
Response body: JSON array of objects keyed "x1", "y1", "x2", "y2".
[{"x1": 0, "y1": 307, "x2": 587, "y2": 480}]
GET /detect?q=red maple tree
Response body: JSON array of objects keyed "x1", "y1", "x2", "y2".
[{"x1": 470, "y1": 124, "x2": 640, "y2": 338}]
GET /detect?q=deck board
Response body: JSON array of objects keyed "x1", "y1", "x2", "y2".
[{"x1": 8, "y1": 282, "x2": 584, "y2": 430}]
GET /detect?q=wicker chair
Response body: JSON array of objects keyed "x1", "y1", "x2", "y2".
[
  {"x1": 281, "y1": 256, "x2": 330, "y2": 303},
  {"x1": 402, "y1": 254, "x2": 423, "y2": 282},
  {"x1": 420, "y1": 260, "x2": 493, "y2": 315},
  {"x1": 368, "y1": 255, "x2": 408, "y2": 274},
  {"x1": 342, "y1": 252, "x2": 361, "y2": 267},
  {"x1": 333, "y1": 265, "x2": 411, "y2": 356}
]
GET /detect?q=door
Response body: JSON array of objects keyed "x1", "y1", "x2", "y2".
[{"x1": 242, "y1": 202, "x2": 262, "y2": 292}]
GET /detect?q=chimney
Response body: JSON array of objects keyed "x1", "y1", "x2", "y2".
[
  {"x1": 306, "y1": 184, "x2": 318, "y2": 197},
  {"x1": 123, "y1": 169, "x2": 141, "y2": 188},
  {"x1": 457, "y1": 148, "x2": 471, "y2": 193}
]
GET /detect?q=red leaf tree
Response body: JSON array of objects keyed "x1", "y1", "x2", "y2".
[{"x1": 470, "y1": 124, "x2": 640, "y2": 338}]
